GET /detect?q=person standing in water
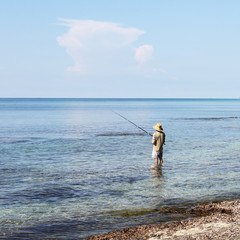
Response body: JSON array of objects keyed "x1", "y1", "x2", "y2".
[{"x1": 152, "y1": 123, "x2": 165, "y2": 165}]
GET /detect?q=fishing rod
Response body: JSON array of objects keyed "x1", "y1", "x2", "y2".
[{"x1": 113, "y1": 111, "x2": 153, "y2": 137}]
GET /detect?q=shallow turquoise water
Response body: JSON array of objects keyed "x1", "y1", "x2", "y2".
[{"x1": 0, "y1": 98, "x2": 240, "y2": 239}]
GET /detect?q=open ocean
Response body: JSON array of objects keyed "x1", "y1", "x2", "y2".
[{"x1": 1, "y1": 98, "x2": 240, "y2": 239}]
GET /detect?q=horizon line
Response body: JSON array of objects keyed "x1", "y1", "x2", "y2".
[{"x1": 0, "y1": 97, "x2": 239, "y2": 100}]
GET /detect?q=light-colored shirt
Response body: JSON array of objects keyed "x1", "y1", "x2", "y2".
[{"x1": 152, "y1": 131, "x2": 165, "y2": 151}]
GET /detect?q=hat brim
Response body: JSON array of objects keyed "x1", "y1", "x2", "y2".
[{"x1": 153, "y1": 125, "x2": 163, "y2": 131}]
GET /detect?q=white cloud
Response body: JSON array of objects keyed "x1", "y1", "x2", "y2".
[
  {"x1": 134, "y1": 45, "x2": 153, "y2": 65},
  {"x1": 57, "y1": 19, "x2": 154, "y2": 75}
]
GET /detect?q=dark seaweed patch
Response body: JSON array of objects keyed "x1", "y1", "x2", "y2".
[
  {"x1": 97, "y1": 133, "x2": 145, "y2": 136},
  {"x1": 178, "y1": 116, "x2": 239, "y2": 121},
  {"x1": 1, "y1": 186, "x2": 79, "y2": 205}
]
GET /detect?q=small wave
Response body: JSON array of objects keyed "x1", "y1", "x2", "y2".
[{"x1": 100, "y1": 190, "x2": 125, "y2": 197}]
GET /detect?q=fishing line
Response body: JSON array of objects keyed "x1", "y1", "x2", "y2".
[{"x1": 113, "y1": 111, "x2": 153, "y2": 136}]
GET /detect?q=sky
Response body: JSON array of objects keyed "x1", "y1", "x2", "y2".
[{"x1": 0, "y1": 0, "x2": 240, "y2": 98}]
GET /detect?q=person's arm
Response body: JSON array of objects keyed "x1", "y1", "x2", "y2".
[{"x1": 152, "y1": 133, "x2": 156, "y2": 145}]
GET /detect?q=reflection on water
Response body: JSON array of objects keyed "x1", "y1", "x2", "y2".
[{"x1": 151, "y1": 165, "x2": 163, "y2": 178}]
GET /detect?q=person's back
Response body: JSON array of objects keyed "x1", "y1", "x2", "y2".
[
  {"x1": 152, "y1": 123, "x2": 165, "y2": 165},
  {"x1": 152, "y1": 131, "x2": 165, "y2": 151}
]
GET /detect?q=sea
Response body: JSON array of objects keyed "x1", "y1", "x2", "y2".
[{"x1": 0, "y1": 98, "x2": 240, "y2": 239}]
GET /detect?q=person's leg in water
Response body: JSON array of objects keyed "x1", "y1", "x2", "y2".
[
  {"x1": 154, "y1": 158, "x2": 158, "y2": 165},
  {"x1": 159, "y1": 151, "x2": 163, "y2": 166},
  {"x1": 160, "y1": 158, "x2": 163, "y2": 165}
]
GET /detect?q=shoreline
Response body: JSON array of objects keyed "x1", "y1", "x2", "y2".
[{"x1": 85, "y1": 199, "x2": 240, "y2": 240}]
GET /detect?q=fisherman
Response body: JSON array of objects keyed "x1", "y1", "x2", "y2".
[{"x1": 152, "y1": 123, "x2": 165, "y2": 165}]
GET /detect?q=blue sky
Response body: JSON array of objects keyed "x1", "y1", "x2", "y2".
[{"x1": 0, "y1": 0, "x2": 240, "y2": 98}]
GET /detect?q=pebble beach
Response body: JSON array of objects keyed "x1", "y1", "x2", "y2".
[{"x1": 86, "y1": 199, "x2": 240, "y2": 240}]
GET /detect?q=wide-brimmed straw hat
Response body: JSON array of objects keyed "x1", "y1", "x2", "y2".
[{"x1": 153, "y1": 123, "x2": 163, "y2": 131}]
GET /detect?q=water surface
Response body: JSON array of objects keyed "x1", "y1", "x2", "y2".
[{"x1": 0, "y1": 98, "x2": 240, "y2": 239}]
